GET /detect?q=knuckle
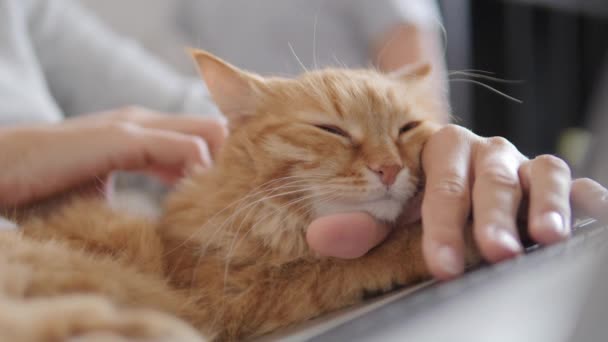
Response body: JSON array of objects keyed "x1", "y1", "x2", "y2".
[
  {"x1": 116, "y1": 106, "x2": 145, "y2": 121},
  {"x1": 478, "y1": 137, "x2": 518, "y2": 159},
  {"x1": 437, "y1": 124, "x2": 469, "y2": 141},
  {"x1": 478, "y1": 167, "x2": 520, "y2": 191},
  {"x1": 428, "y1": 175, "x2": 468, "y2": 199},
  {"x1": 534, "y1": 154, "x2": 570, "y2": 175},
  {"x1": 573, "y1": 177, "x2": 595, "y2": 187},
  {"x1": 107, "y1": 121, "x2": 140, "y2": 136},
  {"x1": 486, "y1": 136, "x2": 512, "y2": 149}
]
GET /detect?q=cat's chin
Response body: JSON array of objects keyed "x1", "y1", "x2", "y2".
[{"x1": 312, "y1": 198, "x2": 404, "y2": 222}]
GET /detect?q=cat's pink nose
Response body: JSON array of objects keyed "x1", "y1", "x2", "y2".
[{"x1": 368, "y1": 163, "x2": 402, "y2": 186}]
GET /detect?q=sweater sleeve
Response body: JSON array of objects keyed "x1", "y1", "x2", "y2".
[
  {"x1": 349, "y1": 0, "x2": 442, "y2": 48},
  {"x1": 26, "y1": 0, "x2": 219, "y2": 118},
  {"x1": 0, "y1": 216, "x2": 17, "y2": 231}
]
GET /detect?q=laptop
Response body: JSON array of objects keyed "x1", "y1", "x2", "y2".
[{"x1": 257, "y1": 218, "x2": 608, "y2": 341}]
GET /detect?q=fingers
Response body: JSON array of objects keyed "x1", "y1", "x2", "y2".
[
  {"x1": 133, "y1": 115, "x2": 228, "y2": 157},
  {"x1": 68, "y1": 107, "x2": 229, "y2": 158},
  {"x1": 520, "y1": 155, "x2": 572, "y2": 244},
  {"x1": 111, "y1": 123, "x2": 214, "y2": 171},
  {"x1": 420, "y1": 124, "x2": 579, "y2": 280},
  {"x1": 306, "y1": 212, "x2": 390, "y2": 259},
  {"x1": 571, "y1": 178, "x2": 608, "y2": 223},
  {"x1": 471, "y1": 137, "x2": 524, "y2": 262},
  {"x1": 421, "y1": 125, "x2": 473, "y2": 279},
  {"x1": 69, "y1": 109, "x2": 224, "y2": 190},
  {"x1": 0, "y1": 119, "x2": 216, "y2": 207}
]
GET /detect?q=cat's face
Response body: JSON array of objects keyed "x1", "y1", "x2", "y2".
[{"x1": 193, "y1": 50, "x2": 442, "y2": 223}]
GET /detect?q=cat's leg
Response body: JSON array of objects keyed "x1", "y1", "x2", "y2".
[
  {"x1": 0, "y1": 231, "x2": 205, "y2": 339},
  {"x1": 210, "y1": 223, "x2": 480, "y2": 340},
  {"x1": 331, "y1": 221, "x2": 481, "y2": 292},
  {"x1": 192, "y1": 224, "x2": 426, "y2": 340},
  {"x1": 22, "y1": 198, "x2": 165, "y2": 275},
  {"x1": 0, "y1": 294, "x2": 205, "y2": 342}
]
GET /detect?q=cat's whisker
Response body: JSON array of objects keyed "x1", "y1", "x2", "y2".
[
  {"x1": 228, "y1": 189, "x2": 334, "y2": 255},
  {"x1": 288, "y1": 42, "x2": 308, "y2": 73},
  {"x1": 185, "y1": 181, "x2": 318, "y2": 259},
  {"x1": 331, "y1": 54, "x2": 349, "y2": 69},
  {"x1": 287, "y1": 193, "x2": 341, "y2": 232},
  {"x1": 312, "y1": 12, "x2": 319, "y2": 70},
  {"x1": 227, "y1": 200, "x2": 322, "y2": 280},
  {"x1": 438, "y1": 17, "x2": 449, "y2": 60},
  {"x1": 448, "y1": 71, "x2": 524, "y2": 84},
  {"x1": 217, "y1": 190, "x2": 309, "y2": 266},
  {"x1": 217, "y1": 183, "x2": 327, "y2": 254},
  {"x1": 196, "y1": 181, "x2": 322, "y2": 254},
  {"x1": 198, "y1": 179, "x2": 313, "y2": 229},
  {"x1": 192, "y1": 186, "x2": 316, "y2": 259},
  {"x1": 449, "y1": 78, "x2": 523, "y2": 104},
  {"x1": 220, "y1": 189, "x2": 339, "y2": 297},
  {"x1": 188, "y1": 183, "x2": 326, "y2": 289},
  {"x1": 272, "y1": 191, "x2": 341, "y2": 235},
  {"x1": 222, "y1": 197, "x2": 307, "y2": 287},
  {"x1": 214, "y1": 190, "x2": 332, "y2": 318},
  {"x1": 450, "y1": 68, "x2": 496, "y2": 75},
  {"x1": 225, "y1": 188, "x2": 333, "y2": 261},
  {"x1": 163, "y1": 175, "x2": 325, "y2": 257},
  {"x1": 172, "y1": 178, "x2": 323, "y2": 287},
  {"x1": 221, "y1": 190, "x2": 342, "y2": 292}
]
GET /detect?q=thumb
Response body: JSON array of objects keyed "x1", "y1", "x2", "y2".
[{"x1": 306, "y1": 212, "x2": 390, "y2": 259}]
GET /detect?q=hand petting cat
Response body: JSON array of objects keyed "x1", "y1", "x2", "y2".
[
  {"x1": 2, "y1": 105, "x2": 606, "y2": 285},
  {"x1": 307, "y1": 124, "x2": 608, "y2": 280},
  {"x1": 0, "y1": 107, "x2": 226, "y2": 207}
]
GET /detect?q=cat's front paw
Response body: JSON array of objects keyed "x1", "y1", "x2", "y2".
[
  {"x1": 0, "y1": 295, "x2": 206, "y2": 342},
  {"x1": 65, "y1": 308, "x2": 204, "y2": 342}
]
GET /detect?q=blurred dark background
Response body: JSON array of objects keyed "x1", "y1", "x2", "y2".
[{"x1": 443, "y1": 0, "x2": 608, "y2": 161}]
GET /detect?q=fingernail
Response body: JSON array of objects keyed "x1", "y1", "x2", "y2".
[
  {"x1": 487, "y1": 227, "x2": 522, "y2": 253},
  {"x1": 436, "y1": 245, "x2": 464, "y2": 275},
  {"x1": 199, "y1": 144, "x2": 213, "y2": 167},
  {"x1": 536, "y1": 211, "x2": 569, "y2": 237}
]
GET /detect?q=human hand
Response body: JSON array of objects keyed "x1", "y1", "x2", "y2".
[
  {"x1": 306, "y1": 125, "x2": 608, "y2": 280},
  {"x1": 0, "y1": 107, "x2": 227, "y2": 207}
]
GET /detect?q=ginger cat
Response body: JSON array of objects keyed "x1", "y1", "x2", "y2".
[{"x1": 0, "y1": 50, "x2": 473, "y2": 341}]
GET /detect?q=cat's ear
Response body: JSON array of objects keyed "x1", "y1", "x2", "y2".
[
  {"x1": 189, "y1": 48, "x2": 266, "y2": 124},
  {"x1": 390, "y1": 62, "x2": 432, "y2": 82}
]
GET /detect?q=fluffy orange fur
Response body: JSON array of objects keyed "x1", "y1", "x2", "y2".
[{"x1": 0, "y1": 50, "x2": 476, "y2": 341}]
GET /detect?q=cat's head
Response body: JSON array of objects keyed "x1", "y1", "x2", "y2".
[{"x1": 191, "y1": 49, "x2": 443, "y2": 224}]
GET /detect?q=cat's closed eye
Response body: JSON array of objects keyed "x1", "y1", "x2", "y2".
[
  {"x1": 314, "y1": 124, "x2": 350, "y2": 139},
  {"x1": 399, "y1": 120, "x2": 422, "y2": 135}
]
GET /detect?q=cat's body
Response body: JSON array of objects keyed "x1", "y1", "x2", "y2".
[{"x1": 0, "y1": 51, "x2": 473, "y2": 341}]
